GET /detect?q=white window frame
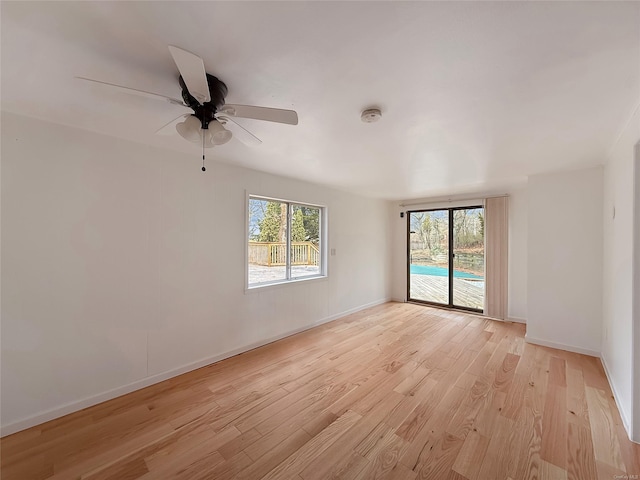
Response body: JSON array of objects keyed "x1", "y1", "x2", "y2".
[{"x1": 246, "y1": 193, "x2": 327, "y2": 290}]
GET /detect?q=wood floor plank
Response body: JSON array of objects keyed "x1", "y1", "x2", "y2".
[
  {"x1": 565, "y1": 366, "x2": 590, "y2": 429},
  {"x1": 234, "y1": 428, "x2": 312, "y2": 480},
  {"x1": 540, "y1": 459, "x2": 568, "y2": 480},
  {"x1": 0, "y1": 453, "x2": 52, "y2": 480},
  {"x1": 581, "y1": 357, "x2": 611, "y2": 391},
  {"x1": 513, "y1": 350, "x2": 548, "y2": 480},
  {"x1": 143, "y1": 424, "x2": 223, "y2": 471},
  {"x1": 217, "y1": 428, "x2": 262, "y2": 460},
  {"x1": 139, "y1": 449, "x2": 225, "y2": 479},
  {"x1": 452, "y1": 430, "x2": 490, "y2": 480},
  {"x1": 181, "y1": 450, "x2": 252, "y2": 480},
  {"x1": 584, "y1": 386, "x2": 626, "y2": 472},
  {"x1": 300, "y1": 397, "x2": 405, "y2": 480},
  {"x1": 207, "y1": 386, "x2": 290, "y2": 433},
  {"x1": 612, "y1": 408, "x2": 640, "y2": 476},
  {"x1": 475, "y1": 414, "x2": 519, "y2": 480},
  {"x1": 1, "y1": 303, "x2": 637, "y2": 480},
  {"x1": 493, "y1": 352, "x2": 520, "y2": 391},
  {"x1": 446, "y1": 377, "x2": 490, "y2": 440},
  {"x1": 501, "y1": 373, "x2": 527, "y2": 420},
  {"x1": 380, "y1": 462, "x2": 418, "y2": 480},
  {"x1": 514, "y1": 342, "x2": 537, "y2": 378},
  {"x1": 49, "y1": 423, "x2": 176, "y2": 480},
  {"x1": 540, "y1": 384, "x2": 568, "y2": 469},
  {"x1": 395, "y1": 378, "x2": 447, "y2": 442},
  {"x1": 548, "y1": 357, "x2": 567, "y2": 387},
  {"x1": 353, "y1": 429, "x2": 407, "y2": 480},
  {"x1": 254, "y1": 380, "x2": 355, "y2": 436},
  {"x1": 300, "y1": 450, "x2": 369, "y2": 480},
  {"x1": 261, "y1": 410, "x2": 362, "y2": 480},
  {"x1": 398, "y1": 384, "x2": 467, "y2": 470},
  {"x1": 566, "y1": 422, "x2": 597, "y2": 480},
  {"x1": 472, "y1": 388, "x2": 506, "y2": 438},
  {"x1": 595, "y1": 459, "x2": 629, "y2": 480},
  {"x1": 414, "y1": 433, "x2": 465, "y2": 480},
  {"x1": 81, "y1": 456, "x2": 149, "y2": 480}
]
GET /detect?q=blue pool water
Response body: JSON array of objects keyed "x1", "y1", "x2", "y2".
[{"x1": 410, "y1": 264, "x2": 483, "y2": 280}]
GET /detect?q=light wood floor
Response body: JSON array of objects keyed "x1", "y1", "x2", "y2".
[{"x1": 2, "y1": 303, "x2": 638, "y2": 480}]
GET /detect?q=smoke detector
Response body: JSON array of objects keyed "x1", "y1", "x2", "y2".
[{"x1": 361, "y1": 108, "x2": 382, "y2": 123}]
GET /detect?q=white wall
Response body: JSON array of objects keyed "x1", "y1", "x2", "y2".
[
  {"x1": 507, "y1": 187, "x2": 528, "y2": 322},
  {"x1": 388, "y1": 189, "x2": 528, "y2": 321},
  {"x1": 602, "y1": 105, "x2": 639, "y2": 441},
  {"x1": 634, "y1": 141, "x2": 640, "y2": 442},
  {"x1": 0, "y1": 112, "x2": 391, "y2": 434},
  {"x1": 389, "y1": 202, "x2": 408, "y2": 303},
  {"x1": 526, "y1": 166, "x2": 603, "y2": 356}
]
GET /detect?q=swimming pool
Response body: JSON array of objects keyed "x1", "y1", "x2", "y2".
[{"x1": 410, "y1": 264, "x2": 483, "y2": 280}]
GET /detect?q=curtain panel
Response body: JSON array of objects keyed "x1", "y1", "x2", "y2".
[{"x1": 485, "y1": 196, "x2": 508, "y2": 319}]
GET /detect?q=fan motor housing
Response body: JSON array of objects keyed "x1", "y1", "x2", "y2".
[{"x1": 180, "y1": 74, "x2": 228, "y2": 128}]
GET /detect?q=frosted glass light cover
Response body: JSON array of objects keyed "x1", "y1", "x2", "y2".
[
  {"x1": 207, "y1": 120, "x2": 232, "y2": 145},
  {"x1": 176, "y1": 115, "x2": 202, "y2": 144}
]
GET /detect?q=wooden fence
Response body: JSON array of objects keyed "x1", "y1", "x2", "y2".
[{"x1": 248, "y1": 242, "x2": 320, "y2": 266}]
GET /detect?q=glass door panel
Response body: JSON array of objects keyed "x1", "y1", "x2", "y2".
[
  {"x1": 408, "y1": 210, "x2": 449, "y2": 305},
  {"x1": 290, "y1": 204, "x2": 321, "y2": 279},
  {"x1": 452, "y1": 207, "x2": 485, "y2": 310}
]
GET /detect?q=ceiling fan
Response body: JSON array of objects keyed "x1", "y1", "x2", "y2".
[{"x1": 77, "y1": 45, "x2": 298, "y2": 152}]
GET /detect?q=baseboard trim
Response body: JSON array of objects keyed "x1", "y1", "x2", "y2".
[
  {"x1": 600, "y1": 353, "x2": 637, "y2": 443},
  {"x1": 507, "y1": 316, "x2": 526, "y2": 324},
  {"x1": 1, "y1": 297, "x2": 391, "y2": 437},
  {"x1": 524, "y1": 334, "x2": 600, "y2": 358},
  {"x1": 321, "y1": 297, "x2": 392, "y2": 323}
]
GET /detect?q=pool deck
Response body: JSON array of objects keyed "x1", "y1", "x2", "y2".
[{"x1": 409, "y1": 274, "x2": 484, "y2": 310}]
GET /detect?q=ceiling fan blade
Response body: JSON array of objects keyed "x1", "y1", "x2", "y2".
[
  {"x1": 217, "y1": 116, "x2": 262, "y2": 146},
  {"x1": 76, "y1": 77, "x2": 186, "y2": 106},
  {"x1": 155, "y1": 114, "x2": 190, "y2": 135},
  {"x1": 219, "y1": 104, "x2": 298, "y2": 125},
  {"x1": 168, "y1": 45, "x2": 210, "y2": 105}
]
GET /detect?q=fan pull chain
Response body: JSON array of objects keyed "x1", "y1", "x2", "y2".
[{"x1": 201, "y1": 128, "x2": 206, "y2": 172}]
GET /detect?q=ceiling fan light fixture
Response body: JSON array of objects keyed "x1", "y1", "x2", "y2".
[
  {"x1": 79, "y1": 45, "x2": 299, "y2": 152},
  {"x1": 207, "y1": 119, "x2": 233, "y2": 145},
  {"x1": 176, "y1": 115, "x2": 202, "y2": 144}
]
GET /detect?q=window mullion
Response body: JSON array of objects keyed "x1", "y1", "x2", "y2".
[
  {"x1": 318, "y1": 208, "x2": 323, "y2": 276},
  {"x1": 286, "y1": 202, "x2": 292, "y2": 279}
]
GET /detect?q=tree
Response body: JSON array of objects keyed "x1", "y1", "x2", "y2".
[
  {"x1": 248, "y1": 198, "x2": 267, "y2": 241},
  {"x1": 278, "y1": 203, "x2": 288, "y2": 243},
  {"x1": 421, "y1": 214, "x2": 432, "y2": 251},
  {"x1": 258, "y1": 201, "x2": 284, "y2": 242},
  {"x1": 454, "y1": 209, "x2": 469, "y2": 246},
  {"x1": 300, "y1": 206, "x2": 320, "y2": 244},
  {"x1": 291, "y1": 208, "x2": 307, "y2": 242}
]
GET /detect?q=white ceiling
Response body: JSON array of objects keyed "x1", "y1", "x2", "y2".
[{"x1": 2, "y1": 1, "x2": 639, "y2": 199}]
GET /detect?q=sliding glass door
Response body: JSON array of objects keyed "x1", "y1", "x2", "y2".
[
  {"x1": 408, "y1": 210, "x2": 450, "y2": 305},
  {"x1": 407, "y1": 207, "x2": 484, "y2": 312},
  {"x1": 452, "y1": 207, "x2": 485, "y2": 310}
]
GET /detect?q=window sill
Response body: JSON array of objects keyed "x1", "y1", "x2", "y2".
[{"x1": 245, "y1": 274, "x2": 328, "y2": 293}]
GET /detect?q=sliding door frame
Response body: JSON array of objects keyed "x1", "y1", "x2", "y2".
[{"x1": 406, "y1": 206, "x2": 484, "y2": 314}]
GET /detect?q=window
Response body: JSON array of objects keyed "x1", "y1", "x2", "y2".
[{"x1": 248, "y1": 196, "x2": 324, "y2": 287}]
